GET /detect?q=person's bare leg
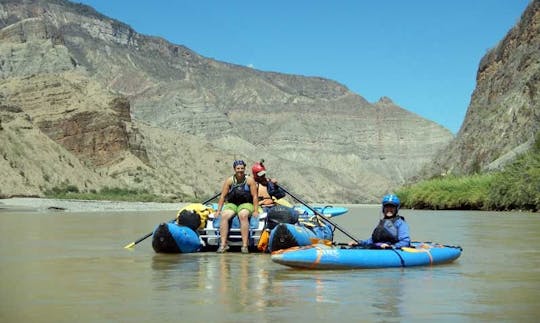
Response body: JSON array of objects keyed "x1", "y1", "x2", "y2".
[
  {"x1": 218, "y1": 210, "x2": 235, "y2": 251},
  {"x1": 238, "y1": 209, "x2": 250, "y2": 248}
]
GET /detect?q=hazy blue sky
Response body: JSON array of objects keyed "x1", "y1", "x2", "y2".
[{"x1": 75, "y1": 0, "x2": 531, "y2": 133}]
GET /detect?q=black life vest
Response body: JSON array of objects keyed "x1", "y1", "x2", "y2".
[
  {"x1": 226, "y1": 176, "x2": 252, "y2": 204},
  {"x1": 371, "y1": 216, "x2": 405, "y2": 244},
  {"x1": 267, "y1": 181, "x2": 286, "y2": 199}
]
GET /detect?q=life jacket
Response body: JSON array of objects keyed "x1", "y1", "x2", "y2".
[
  {"x1": 267, "y1": 181, "x2": 286, "y2": 199},
  {"x1": 257, "y1": 180, "x2": 287, "y2": 206},
  {"x1": 226, "y1": 176, "x2": 252, "y2": 205},
  {"x1": 371, "y1": 216, "x2": 405, "y2": 244}
]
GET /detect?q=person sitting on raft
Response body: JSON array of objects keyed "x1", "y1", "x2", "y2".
[
  {"x1": 251, "y1": 160, "x2": 287, "y2": 212},
  {"x1": 214, "y1": 159, "x2": 259, "y2": 254}
]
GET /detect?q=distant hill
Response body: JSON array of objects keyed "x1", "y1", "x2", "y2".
[{"x1": 0, "y1": 0, "x2": 453, "y2": 202}]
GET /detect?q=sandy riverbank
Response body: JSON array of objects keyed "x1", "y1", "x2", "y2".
[
  {"x1": 0, "y1": 197, "x2": 375, "y2": 213},
  {"x1": 0, "y1": 197, "x2": 183, "y2": 213}
]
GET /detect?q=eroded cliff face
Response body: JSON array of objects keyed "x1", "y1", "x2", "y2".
[
  {"x1": 428, "y1": 0, "x2": 540, "y2": 176},
  {"x1": 0, "y1": 72, "x2": 147, "y2": 167},
  {"x1": 0, "y1": 103, "x2": 117, "y2": 196},
  {"x1": 0, "y1": 0, "x2": 453, "y2": 202}
]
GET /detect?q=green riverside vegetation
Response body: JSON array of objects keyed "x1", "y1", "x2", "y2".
[{"x1": 397, "y1": 133, "x2": 540, "y2": 212}]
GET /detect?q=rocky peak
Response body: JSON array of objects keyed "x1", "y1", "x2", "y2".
[{"x1": 376, "y1": 96, "x2": 394, "y2": 105}]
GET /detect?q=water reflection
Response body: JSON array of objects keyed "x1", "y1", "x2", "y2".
[
  {"x1": 150, "y1": 253, "x2": 273, "y2": 313},
  {"x1": 2, "y1": 207, "x2": 540, "y2": 322},
  {"x1": 370, "y1": 270, "x2": 405, "y2": 321},
  {"x1": 265, "y1": 265, "x2": 459, "y2": 321}
]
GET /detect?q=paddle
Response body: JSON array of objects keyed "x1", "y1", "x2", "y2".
[
  {"x1": 279, "y1": 186, "x2": 361, "y2": 244},
  {"x1": 123, "y1": 192, "x2": 220, "y2": 249}
]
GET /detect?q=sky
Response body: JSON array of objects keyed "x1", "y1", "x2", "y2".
[{"x1": 74, "y1": 0, "x2": 531, "y2": 134}]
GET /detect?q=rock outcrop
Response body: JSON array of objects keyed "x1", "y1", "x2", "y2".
[{"x1": 427, "y1": 0, "x2": 540, "y2": 176}]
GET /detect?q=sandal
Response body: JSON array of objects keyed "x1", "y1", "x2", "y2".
[{"x1": 216, "y1": 245, "x2": 229, "y2": 253}]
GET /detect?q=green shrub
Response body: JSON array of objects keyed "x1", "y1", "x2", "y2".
[
  {"x1": 397, "y1": 174, "x2": 492, "y2": 210},
  {"x1": 397, "y1": 132, "x2": 540, "y2": 211},
  {"x1": 487, "y1": 150, "x2": 540, "y2": 211}
]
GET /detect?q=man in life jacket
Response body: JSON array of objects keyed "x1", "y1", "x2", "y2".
[
  {"x1": 214, "y1": 160, "x2": 259, "y2": 254},
  {"x1": 251, "y1": 160, "x2": 287, "y2": 213},
  {"x1": 252, "y1": 160, "x2": 297, "y2": 252},
  {"x1": 350, "y1": 194, "x2": 411, "y2": 249}
]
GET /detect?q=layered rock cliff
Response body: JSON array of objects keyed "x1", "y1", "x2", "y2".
[
  {"x1": 0, "y1": 0, "x2": 453, "y2": 202},
  {"x1": 428, "y1": 0, "x2": 540, "y2": 176}
]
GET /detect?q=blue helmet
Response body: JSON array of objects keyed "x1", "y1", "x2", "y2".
[
  {"x1": 381, "y1": 194, "x2": 400, "y2": 210},
  {"x1": 232, "y1": 160, "x2": 246, "y2": 168}
]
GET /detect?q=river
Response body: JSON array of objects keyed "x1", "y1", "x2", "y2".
[{"x1": 1, "y1": 205, "x2": 539, "y2": 322}]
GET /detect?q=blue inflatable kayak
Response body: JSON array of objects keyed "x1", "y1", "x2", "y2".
[
  {"x1": 271, "y1": 241, "x2": 462, "y2": 269},
  {"x1": 152, "y1": 222, "x2": 202, "y2": 253},
  {"x1": 293, "y1": 205, "x2": 348, "y2": 217},
  {"x1": 268, "y1": 222, "x2": 333, "y2": 252}
]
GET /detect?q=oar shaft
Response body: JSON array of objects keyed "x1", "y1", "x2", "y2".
[
  {"x1": 123, "y1": 192, "x2": 220, "y2": 249},
  {"x1": 133, "y1": 232, "x2": 153, "y2": 245},
  {"x1": 280, "y1": 186, "x2": 360, "y2": 244}
]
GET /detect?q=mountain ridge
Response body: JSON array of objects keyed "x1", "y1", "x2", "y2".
[{"x1": 1, "y1": 0, "x2": 455, "y2": 202}]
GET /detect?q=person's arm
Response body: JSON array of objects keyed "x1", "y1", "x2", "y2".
[
  {"x1": 348, "y1": 237, "x2": 369, "y2": 246},
  {"x1": 215, "y1": 178, "x2": 231, "y2": 217},
  {"x1": 248, "y1": 177, "x2": 259, "y2": 216},
  {"x1": 392, "y1": 219, "x2": 411, "y2": 249}
]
